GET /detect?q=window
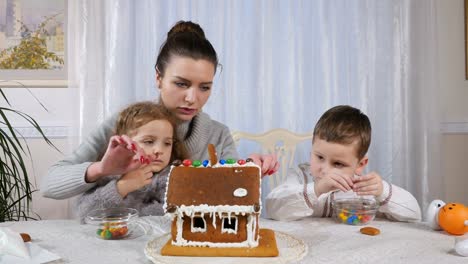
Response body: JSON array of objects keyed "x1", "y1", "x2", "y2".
[
  {"x1": 191, "y1": 216, "x2": 206, "y2": 233},
  {"x1": 222, "y1": 216, "x2": 238, "y2": 234}
]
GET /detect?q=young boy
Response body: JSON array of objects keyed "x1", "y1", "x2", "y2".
[
  {"x1": 76, "y1": 101, "x2": 188, "y2": 221},
  {"x1": 266, "y1": 105, "x2": 421, "y2": 222}
]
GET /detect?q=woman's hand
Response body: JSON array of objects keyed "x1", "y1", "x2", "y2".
[
  {"x1": 116, "y1": 164, "x2": 161, "y2": 197},
  {"x1": 85, "y1": 135, "x2": 149, "y2": 182},
  {"x1": 247, "y1": 153, "x2": 279, "y2": 178}
]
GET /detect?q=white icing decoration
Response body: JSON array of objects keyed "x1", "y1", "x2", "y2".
[
  {"x1": 233, "y1": 188, "x2": 248, "y2": 197},
  {"x1": 172, "y1": 214, "x2": 258, "y2": 248},
  {"x1": 171, "y1": 206, "x2": 260, "y2": 248},
  {"x1": 212, "y1": 161, "x2": 258, "y2": 168}
]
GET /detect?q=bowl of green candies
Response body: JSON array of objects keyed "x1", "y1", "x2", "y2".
[
  {"x1": 85, "y1": 208, "x2": 138, "y2": 240},
  {"x1": 332, "y1": 198, "x2": 379, "y2": 225}
]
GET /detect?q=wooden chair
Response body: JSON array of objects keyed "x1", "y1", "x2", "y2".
[{"x1": 231, "y1": 129, "x2": 313, "y2": 191}]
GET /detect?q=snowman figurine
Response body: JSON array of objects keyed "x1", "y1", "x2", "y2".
[
  {"x1": 425, "y1": 199, "x2": 445, "y2": 230},
  {"x1": 425, "y1": 199, "x2": 468, "y2": 257}
]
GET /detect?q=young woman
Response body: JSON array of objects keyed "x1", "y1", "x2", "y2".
[{"x1": 42, "y1": 21, "x2": 279, "y2": 199}]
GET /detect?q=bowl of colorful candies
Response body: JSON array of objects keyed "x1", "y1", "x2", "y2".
[
  {"x1": 85, "y1": 208, "x2": 138, "y2": 240},
  {"x1": 332, "y1": 198, "x2": 379, "y2": 225}
]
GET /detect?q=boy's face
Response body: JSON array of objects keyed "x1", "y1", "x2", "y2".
[
  {"x1": 310, "y1": 138, "x2": 368, "y2": 180},
  {"x1": 130, "y1": 119, "x2": 173, "y2": 172}
]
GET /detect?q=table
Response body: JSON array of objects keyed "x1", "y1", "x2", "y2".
[{"x1": 3, "y1": 216, "x2": 467, "y2": 264}]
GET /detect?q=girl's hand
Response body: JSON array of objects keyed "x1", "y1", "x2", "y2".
[
  {"x1": 247, "y1": 153, "x2": 280, "y2": 178},
  {"x1": 352, "y1": 171, "x2": 383, "y2": 196},
  {"x1": 116, "y1": 164, "x2": 161, "y2": 197},
  {"x1": 314, "y1": 171, "x2": 354, "y2": 197},
  {"x1": 85, "y1": 135, "x2": 150, "y2": 182}
]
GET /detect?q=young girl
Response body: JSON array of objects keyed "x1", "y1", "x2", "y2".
[
  {"x1": 76, "y1": 101, "x2": 188, "y2": 220},
  {"x1": 42, "y1": 20, "x2": 278, "y2": 200}
]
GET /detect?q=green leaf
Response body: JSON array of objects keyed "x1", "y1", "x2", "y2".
[{"x1": 0, "y1": 88, "x2": 59, "y2": 221}]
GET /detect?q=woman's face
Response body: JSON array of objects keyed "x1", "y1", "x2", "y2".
[{"x1": 156, "y1": 56, "x2": 215, "y2": 121}]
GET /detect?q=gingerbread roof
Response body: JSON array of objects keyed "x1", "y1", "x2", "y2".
[{"x1": 165, "y1": 165, "x2": 261, "y2": 208}]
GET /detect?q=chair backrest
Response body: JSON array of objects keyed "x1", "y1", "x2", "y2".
[{"x1": 231, "y1": 129, "x2": 313, "y2": 191}]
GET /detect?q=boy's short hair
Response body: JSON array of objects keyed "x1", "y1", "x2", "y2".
[
  {"x1": 313, "y1": 105, "x2": 371, "y2": 159},
  {"x1": 115, "y1": 101, "x2": 189, "y2": 162}
]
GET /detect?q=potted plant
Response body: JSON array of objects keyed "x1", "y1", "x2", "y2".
[{"x1": 0, "y1": 88, "x2": 57, "y2": 221}]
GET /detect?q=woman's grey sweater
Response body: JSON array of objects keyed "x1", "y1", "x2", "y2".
[{"x1": 41, "y1": 112, "x2": 238, "y2": 200}]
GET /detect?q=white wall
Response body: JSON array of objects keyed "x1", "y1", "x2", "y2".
[
  {"x1": 0, "y1": 88, "x2": 75, "y2": 219},
  {"x1": 437, "y1": 0, "x2": 468, "y2": 205},
  {"x1": 26, "y1": 139, "x2": 72, "y2": 219}
]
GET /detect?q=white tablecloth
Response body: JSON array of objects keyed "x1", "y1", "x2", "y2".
[{"x1": 2, "y1": 216, "x2": 467, "y2": 264}]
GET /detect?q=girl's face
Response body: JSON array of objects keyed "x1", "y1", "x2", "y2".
[
  {"x1": 156, "y1": 56, "x2": 215, "y2": 121},
  {"x1": 310, "y1": 138, "x2": 368, "y2": 180},
  {"x1": 131, "y1": 119, "x2": 173, "y2": 172}
]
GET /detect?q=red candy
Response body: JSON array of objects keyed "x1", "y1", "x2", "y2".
[
  {"x1": 237, "y1": 159, "x2": 246, "y2": 165},
  {"x1": 182, "y1": 159, "x2": 192, "y2": 166},
  {"x1": 98, "y1": 222, "x2": 128, "y2": 240}
]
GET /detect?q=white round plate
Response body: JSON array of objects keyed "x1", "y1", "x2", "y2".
[{"x1": 144, "y1": 230, "x2": 307, "y2": 264}]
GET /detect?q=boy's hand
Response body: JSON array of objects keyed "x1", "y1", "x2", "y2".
[
  {"x1": 352, "y1": 171, "x2": 383, "y2": 196},
  {"x1": 314, "y1": 171, "x2": 354, "y2": 197},
  {"x1": 116, "y1": 164, "x2": 160, "y2": 198}
]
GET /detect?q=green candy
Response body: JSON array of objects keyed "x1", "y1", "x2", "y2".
[
  {"x1": 96, "y1": 229, "x2": 103, "y2": 236},
  {"x1": 192, "y1": 160, "x2": 202, "y2": 167},
  {"x1": 104, "y1": 229, "x2": 112, "y2": 239},
  {"x1": 226, "y1": 158, "x2": 236, "y2": 164}
]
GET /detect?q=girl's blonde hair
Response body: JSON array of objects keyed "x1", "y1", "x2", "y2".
[{"x1": 115, "y1": 101, "x2": 189, "y2": 162}]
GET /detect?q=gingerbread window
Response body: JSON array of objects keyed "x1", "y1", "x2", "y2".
[
  {"x1": 191, "y1": 216, "x2": 206, "y2": 232},
  {"x1": 221, "y1": 216, "x2": 238, "y2": 234}
]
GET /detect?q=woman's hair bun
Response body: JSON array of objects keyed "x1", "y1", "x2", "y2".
[{"x1": 168, "y1": 21, "x2": 205, "y2": 39}]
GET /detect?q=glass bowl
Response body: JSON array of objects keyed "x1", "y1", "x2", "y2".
[
  {"x1": 331, "y1": 198, "x2": 379, "y2": 225},
  {"x1": 85, "y1": 207, "x2": 139, "y2": 240}
]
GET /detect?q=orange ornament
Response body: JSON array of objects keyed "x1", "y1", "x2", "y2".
[{"x1": 438, "y1": 203, "x2": 468, "y2": 235}]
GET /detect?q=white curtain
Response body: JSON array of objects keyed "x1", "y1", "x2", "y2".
[{"x1": 68, "y1": 0, "x2": 442, "y2": 211}]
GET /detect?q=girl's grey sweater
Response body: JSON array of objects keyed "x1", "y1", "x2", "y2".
[
  {"x1": 41, "y1": 112, "x2": 238, "y2": 200},
  {"x1": 76, "y1": 166, "x2": 171, "y2": 221}
]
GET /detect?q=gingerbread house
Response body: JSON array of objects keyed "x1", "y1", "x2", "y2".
[
  {"x1": 161, "y1": 144, "x2": 278, "y2": 257},
  {"x1": 163, "y1": 156, "x2": 262, "y2": 248}
]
